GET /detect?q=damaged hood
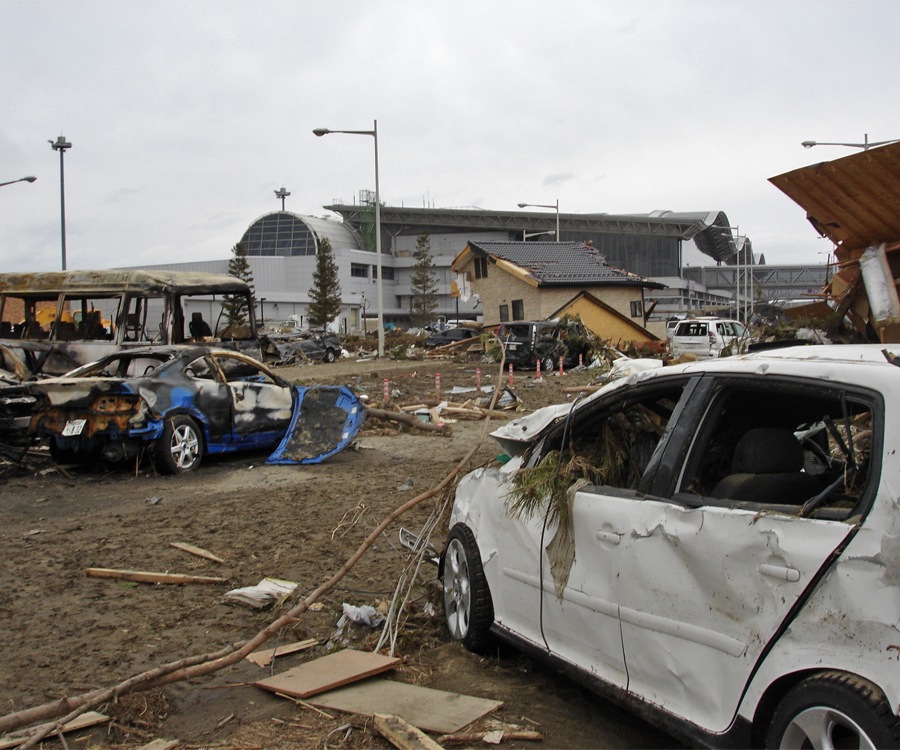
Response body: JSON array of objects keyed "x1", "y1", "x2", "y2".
[{"x1": 769, "y1": 141, "x2": 900, "y2": 255}]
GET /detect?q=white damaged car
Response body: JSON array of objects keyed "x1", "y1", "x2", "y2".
[{"x1": 441, "y1": 344, "x2": 900, "y2": 748}]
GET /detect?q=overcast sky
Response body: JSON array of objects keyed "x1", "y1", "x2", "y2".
[{"x1": 1, "y1": 0, "x2": 897, "y2": 273}]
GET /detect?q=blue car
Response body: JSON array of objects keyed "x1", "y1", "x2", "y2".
[{"x1": 28, "y1": 346, "x2": 364, "y2": 473}]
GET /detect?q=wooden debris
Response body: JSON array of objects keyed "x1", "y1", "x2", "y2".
[
  {"x1": 169, "y1": 542, "x2": 225, "y2": 564},
  {"x1": 367, "y1": 408, "x2": 450, "y2": 434},
  {"x1": 136, "y1": 740, "x2": 180, "y2": 750},
  {"x1": 374, "y1": 713, "x2": 444, "y2": 750},
  {"x1": 0, "y1": 711, "x2": 109, "y2": 750},
  {"x1": 438, "y1": 729, "x2": 543, "y2": 745},
  {"x1": 255, "y1": 649, "x2": 401, "y2": 699},
  {"x1": 85, "y1": 568, "x2": 227, "y2": 585},
  {"x1": 245, "y1": 638, "x2": 317, "y2": 667}
]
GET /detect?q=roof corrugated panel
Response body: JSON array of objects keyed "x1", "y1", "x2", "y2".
[{"x1": 470, "y1": 241, "x2": 664, "y2": 288}]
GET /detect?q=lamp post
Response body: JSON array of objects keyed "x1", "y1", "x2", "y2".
[
  {"x1": 259, "y1": 297, "x2": 267, "y2": 328},
  {"x1": 801, "y1": 134, "x2": 900, "y2": 151},
  {"x1": 49, "y1": 135, "x2": 72, "y2": 270},
  {"x1": 517, "y1": 200, "x2": 560, "y2": 242},
  {"x1": 313, "y1": 120, "x2": 384, "y2": 357},
  {"x1": 274, "y1": 186, "x2": 290, "y2": 210},
  {"x1": 0, "y1": 176, "x2": 37, "y2": 188}
]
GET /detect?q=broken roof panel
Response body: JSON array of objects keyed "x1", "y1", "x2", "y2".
[{"x1": 769, "y1": 141, "x2": 900, "y2": 251}]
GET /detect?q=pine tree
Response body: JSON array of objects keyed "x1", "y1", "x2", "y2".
[
  {"x1": 308, "y1": 237, "x2": 342, "y2": 332},
  {"x1": 410, "y1": 231, "x2": 439, "y2": 327},
  {"x1": 222, "y1": 242, "x2": 256, "y2": 331}
]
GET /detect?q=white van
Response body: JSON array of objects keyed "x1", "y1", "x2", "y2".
[{"x1": 669, "y1": 317, "x2": 749, "y2": 358}]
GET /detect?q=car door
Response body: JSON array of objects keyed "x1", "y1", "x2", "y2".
[
  {"x1": 500, "y1": 378, "x2": 694, "y2": 691},
  {"x1": 210, "y1": 353, "x2": 294, "y2": 445},
  {"x1": 602, "y1": 377, "x2": 874, "y2": 733}
]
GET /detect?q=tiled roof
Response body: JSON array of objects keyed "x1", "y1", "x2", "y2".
[{"x1": 469, "y1": 241, "x2": 664, "y2": 288}]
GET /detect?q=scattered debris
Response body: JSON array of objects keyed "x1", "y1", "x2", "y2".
[
  {"x1": 337, "y1": 603, "x2": 385, "y2": 629},
  {"x1": 255, "y1": 649, "x2": 401, "y2": 700},
  {"x1": 245, "y1": 638, "x2": 318, "y2": 668},
  {"x1": 85, "y1": 568, "x2": 227, "y2": 585},
  {"x1": 223, "y1": 578, "x2": 298, "y2": 609},
  {"x1": 0, "y1": 711, "x2": 109, "y2": 750},
  {"x1": 169, "y1": 541, "x2": 224, "y2": 564},
  {"x1": 439, "y1": 727, "x2": 544, "y2": 745},
  {"x1": 374, "y1": 713, "x2": 444, "y2": 750}
]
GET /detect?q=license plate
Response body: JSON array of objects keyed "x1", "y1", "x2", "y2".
[{"x1": 62, "y1": 419, "x2": 86, "y2": 437}]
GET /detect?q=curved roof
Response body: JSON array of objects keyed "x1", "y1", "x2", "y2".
[{"x1": 240, "y1": 211, "x2": 361, "y2": 257}]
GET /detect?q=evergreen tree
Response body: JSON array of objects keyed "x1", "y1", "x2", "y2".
[
  {"x1": 410, "y1": 231, "x2": 439, "y2": 327},
  {"x1": 222, "y1": 242, "x2": 256, "y2": 331},
  {"x1": 308, "y1": 237, "x2": 342, "y2": 332}
]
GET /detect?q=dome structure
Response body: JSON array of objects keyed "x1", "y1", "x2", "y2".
[{"x1": 239, "y1": 211, "x2": 362, "y2": 257}]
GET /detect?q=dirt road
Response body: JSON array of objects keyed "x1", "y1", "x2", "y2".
[{"x1": 0, "y1": 355, "x2": 678, "y2": 749}]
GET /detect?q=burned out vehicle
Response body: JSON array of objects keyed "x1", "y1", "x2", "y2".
[
  {"x1": 28, "y1": 347, "x2": 364, "y2": 473},
  {"x1": 497, "y1": 319, "x2": 588, "y2": 371},
  {"x1": 0, "y1": 269, "x2": 262, "y2": 378},
  {"x1": 264, "y1": 330, "x2": 343, "y2": 364},
  {"x1": 442, "y1": 345, "x2": 900, "y2": 748},
  {"x1": 423, "y1": 326, "x2": 480, "y2": 350}
]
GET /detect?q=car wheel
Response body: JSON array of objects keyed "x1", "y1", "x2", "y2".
[
  {"x1": 765, "y1": 671, "x2": 900, "y2": 749},
  {"x1": 156, "y1": 415, "x2": 203, "y2": 474},
  {"x1": 442, "y1": 523, "x2": 494, "y2": 652},
  {"x1": 541, "y1": 355, "x2": 556, "y2": 374},
  {"x1": 49, "y1": 441, "x2": 79, "y2": 465},
  {"x1": 324, "y1": 348, "x2": 336, "y2": 363}
]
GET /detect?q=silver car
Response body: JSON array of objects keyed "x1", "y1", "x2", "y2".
[
  {"x1": 441, "y1": 344, "x2": 900, "y2": 748},
  {"x1": 670, "y1": 317, "x2": 749, "y2": 358}
]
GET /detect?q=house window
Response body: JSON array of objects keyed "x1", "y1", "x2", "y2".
[
  {"x1": 381, "y1": 266, "x2": 395, "y2": 280},
  {"x1": 351, "y1": 264, "x2": 368, "y2": 279},
  {"x1": 475, "y1": 257, "x2": 489, "y2": 279},
  {"x1": 631, "y1": 300, "x2": 643, "y2": 318},
  {"x1": 499, "y1": 304, "x2": 509, "y2": 322},
  {"x1": 511, "y1": 299, "x2": 525, "y2": 320}
]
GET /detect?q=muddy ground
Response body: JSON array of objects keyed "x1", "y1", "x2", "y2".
[{"x1": 0, "y1": 354, "x2": 679, "y2": 749}]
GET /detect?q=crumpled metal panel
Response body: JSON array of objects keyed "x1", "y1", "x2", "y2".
[
  {"x1": 0, "y1": 269, "x2": 250, "y2": 295},
  {"x1": 769, "y1": 142, "x2": 900, "y2": 252},
  {"x1": 266, "y1": 385, "x2": 365, "y2": 465}
]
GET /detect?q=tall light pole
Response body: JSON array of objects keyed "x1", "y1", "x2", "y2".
[
  {"x1": 0, "y1": 176, "x2": 37, "y2": 188},
  {"x1": 801, "y1": 134, "x2": 900, "y2": 151},
  {"x1": 50, "y1": 135, "x2": 72, "y2": 270},
  {"x1": 274, "y1": 186, "x2": 290, "y2": 210},
  {"x1": 313, "y1": 121, "x2": 384, "y2": 357},
  {"x1": 517, "y1": 199, "x2": 560, "y2": 242}
]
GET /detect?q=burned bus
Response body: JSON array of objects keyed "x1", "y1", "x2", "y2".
[{"x1": 0, "y1": 269, "x2": 261, "y2": 377}]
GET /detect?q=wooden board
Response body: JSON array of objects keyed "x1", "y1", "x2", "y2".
[
  {"x1": 308, "y1": 678, "x2": 502, "y2": 734},
  {"x1": 0, "y1": 711, "x2": 109, "y2": 749},
  {"x1": 255, "y1": 649, "x2": 400, "y2": 699},
  {"x1": 245, "y1": 638, "x2": 317, "y2": 667}
]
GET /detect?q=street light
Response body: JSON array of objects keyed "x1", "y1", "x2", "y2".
[
  {"x1": 517, "y1": 200, "x2": 560, "y2": 242},
  {"x1": 274, "y1": 186, "x2": 290, "y2": 210},
  {"x1": 313, "y1": 120, "x2": 384, "y2": 357},
  {"x1": 0, "y1": 176, "x2": 37, "y2": 188},
  {"x1": 49, "y1": 135, "x2": 72, "y2": 270},
  {"x1": 801, "y1": 133, "x2": 900, "y2": 151}
]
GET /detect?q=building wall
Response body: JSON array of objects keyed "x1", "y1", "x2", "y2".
[{"x1": 458, "y1": 257, "x2": 645, "y2": 327}]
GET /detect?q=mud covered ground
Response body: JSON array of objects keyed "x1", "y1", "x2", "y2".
[{"x1": 0, "y1": 355, "x2": 679, "y2": 749}]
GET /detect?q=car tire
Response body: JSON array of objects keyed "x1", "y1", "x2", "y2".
[
  {"x1": 49, "y1": 441, "x2": 79, "y2": 465},
  {"x1": 155, "y1": 415, "x2": 203, "y2": 474},
  {"x1": 324, "y1": 348, "x2": 336, "y2": 363},
  {"x1": 540, "y1": 355, "x2": 556, "y2": 374},
  {"x1": 442, "y1": 523, "x2": 494, "y2": 652},
  {"x1": 765, "y1": 671, "x2": 900, "y2": 749}
]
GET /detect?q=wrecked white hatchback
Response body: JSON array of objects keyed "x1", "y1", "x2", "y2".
[{"x1": 441, "y1": 344, "x2": 900, "y2": 748}]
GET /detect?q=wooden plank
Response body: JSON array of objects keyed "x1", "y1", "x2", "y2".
[
  {"x1": 374, "y1": 714, "x2": 444, "y2": 750},
  {"x1": 0, "y1": 711, "x2": 109, "y2": 749},
  {"x1": 245, "y1": 638, "x2": 318, "y2": 667},
  {"x1": 85, "y1": 568, "x2": 227, "y2": 585},
  {"x1": 169, "y1": 541, "x2": 225, "y2": 564},
  {"x1": 136, "y1": 740, "x2": 180, "y2": 750},
  {"x1": 308, "y1": 678, "x2": 501, "y2": 734},
  {"x1": 255, "y1": 649, "x2": 400, "y2": 699}
]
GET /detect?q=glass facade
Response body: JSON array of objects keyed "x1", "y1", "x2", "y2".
[
  {"x1": 241, "y1": 213, "x2": 318, "y2": 257},
  {"x1": 566, "y1": 231, "x2": 681, "y2": 277}
]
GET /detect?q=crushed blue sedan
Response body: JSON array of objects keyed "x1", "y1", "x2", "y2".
[{"x1": 27, "y1": 346, "x2": 365, "y2": 473}]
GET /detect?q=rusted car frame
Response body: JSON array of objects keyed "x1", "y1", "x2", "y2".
[{"x1": 0, "y1": 269, "x2": 261, "y2": 377}]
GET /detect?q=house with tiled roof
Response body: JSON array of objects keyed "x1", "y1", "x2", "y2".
[{"x1": 452, "y1": 240, "x2": 665, "y2": 341}]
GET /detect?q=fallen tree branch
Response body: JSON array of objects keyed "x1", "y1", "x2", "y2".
[
  {"x1": 2, "y1": 347, "x2": 508, "y2": 748},
  {"x1": 366, "y1": 407, "x2": 450, "y2": 434}
]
